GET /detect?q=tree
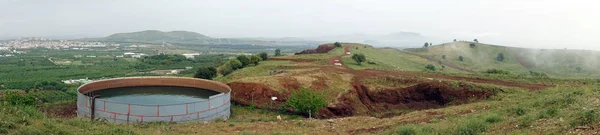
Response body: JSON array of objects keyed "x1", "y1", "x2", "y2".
[
  {"x1": 429, "y1": 43, "x2": 433, "y2": 46},
  {"x1": 474, "y1": 39, "x2": 479, "y2": 43},
  {"x1": 351, "y1": 53, "x2": 366, "y2": 65},
  {"x1": 334, "y1": 42, "x2": 342, "y2": 47},
  {"x1": 258, "y1": 52, "x2": 268, "y2": 60},
  {"x1": 275, "y1": 49, "x2": 281, "y2": 56},
  {"x1": 219, "y1": 65, "x2": 234, "y2": 76},
  {"x1": 425, "y1": 64, "x2": 436, "y2": 71},
  {"x1": 496, "y1": 53, "x2": 504, "y2": 61},
  {"x1": 250, "y1": 55, "x2": 262, "y2": 65},
  {"x1": 442, "y1": 55, "x2": 446, "y2": 59},
  {"x1": 453, "y1": 39, "x2": 457, "y2": 42},
  {"x1": 229, "y1": 60, "x2": 243, "y2": 70},
  {"x1": 576, "y1": 67, "x2": 582, "y2": 73},
  {"x1": 194, "y1": 67, "x2": 217, "y2": 80},
  {"x1": 469, "y1": 43, "x2": 476, "y2": 48},
  {"x1": 285, "y1": 88, "x2": 327, "y2": 117},
  {"x1": 423, "y1": 42, "x2": 429, "y2": 48},
  {"x1": 236, "y1": 55, "x2": 250, "y2": 67},
  {"x1": 459, "y1": 56, "x2": 464, "y2": 61}
]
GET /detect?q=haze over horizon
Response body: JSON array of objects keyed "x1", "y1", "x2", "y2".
[{"x1": 1, "y1": 0, "x2": 599, "y2": 50}]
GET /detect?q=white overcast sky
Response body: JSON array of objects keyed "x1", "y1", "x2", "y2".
[{"x1": 1, "y1": 0, "x2": 599, "y2": 50}]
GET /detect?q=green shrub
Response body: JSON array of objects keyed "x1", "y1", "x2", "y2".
[
  {"x1": 570, "y1": 110, "x2": 599, "y2": 126},
  {"x1": 4, "y1": 91, "x2": 35, "y2": 106},
  {"x1": 236, "y1": 55, "x2": 250, "y2": 67},
  {"x1": 351, "y1": 54, "x2": 366, "y2": 65},
  {"x1": 258, "y1": 52, "x2": 268, "y2": 61},
  {"x1": 458, "y1": 56, "x2": 464, "y2": 61},
  {"x1": 484, "y1": 113, "x2": 503, "y2": 123},
  {"x1": 194, "y1": 66, "x2": 217, "y2": 80},
  {"x1": 454, "y1": 119, "x2": 488, "y2": 135},
  {"x1": 249, "y1": 55, "x2": 262, "y2": 66},
  {"x1": 285, "y1": 88, "x2": 327, "y2": 117},
  {"x1": 229, "y1": 60, "x2": 244, "y2": 70},
  {"x1": 425, "y1": 64, "x2": 436, "y2": 71},
  {"x1": 334, "y1": 42, "x2": 342, "y2": 47},
  {"x1": 219, "y1": 65, "x2": 234, "y2": 76},
  {"x1": 274, "y1": 49, "x2": 281, "y2": 56}
]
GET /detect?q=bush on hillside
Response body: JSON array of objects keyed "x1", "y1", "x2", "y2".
[
  {"x1": 194, "y1": 67, "x2": 217, "y2": 80},
  {"x1": 442, "y1": 55, "x2": 446, "y2": 59},
  {"x1": 459, "y1": 56, "x2": 464, "y2": 61},
  {"x1": 351, "y1": 54, "x2": 366, "y2": 65},
  {"x1": 30, "y1": 81, "x2": 68, "y2": 91},
  {"x1": 571, "y1": 110, "x2": 599, "y2": 126},
  {"x1": 469, "y1": 43, "x2": 476, "y2": 48},
  {"x1": 219, "y1": 65, "x2": 234, "y2": 76},
  {"x1": 258, "y1": 52, "x2": 268, "y2": 61},
  {"x1": 236, "y1": 55, "x2": 250, "y2": 67},
  {"x1": 496, "y1": 53, "x2": 504, "y2": 61},
  {"x1": 425, "y1": 64, "x2": 436, "y2": 71},
  {"x1": 275, "y1": 49, "x2": 281, "y2": 56},
  {"x1": 334, "y1": 42, "x2": 342, "y2": 47},
  {"x1": 483, "y1": 69, "x2": 512, "y2": 75},
  {"x1": 229, "y1": 60, "x2": 243, "y2": 70},
  {"x1": 249, "y1": 55, "x2": 262, "y2": 65},
  {"x1": 285, "y1": 88, "x2": 327, "y2": 117},
  {"x1": 3, "y1": 91, "x2": 36, "y2": 106}
]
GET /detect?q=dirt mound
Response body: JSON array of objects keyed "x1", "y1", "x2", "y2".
[
  {"x1": 268, "y1": 58, "x2": 318, "y2": 63},
  {"x1": 228, "y1": 82, "x2": 288, "y2": 108},
  {"x1": 295, "y1": 44, "x2": 335, "y2": 55}
]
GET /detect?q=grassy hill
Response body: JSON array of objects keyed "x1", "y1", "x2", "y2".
[{"x1": 404, "y1": 41, "x2": 600, "y2": 78}]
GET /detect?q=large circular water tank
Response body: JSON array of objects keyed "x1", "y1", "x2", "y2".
[{"x1": 76, "y1": 77, "x2": 231, "y2": 124}]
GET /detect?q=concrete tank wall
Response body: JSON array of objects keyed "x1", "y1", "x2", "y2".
[{"x1": 76, "y1": 77, "x2": 231, "y2": 124}]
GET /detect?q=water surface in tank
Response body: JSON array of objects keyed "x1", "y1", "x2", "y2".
[{"x1": 93, "y1": 86, "x2": 219, "y2": 104}]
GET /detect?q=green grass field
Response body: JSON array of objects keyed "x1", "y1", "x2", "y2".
[{"x1": 405, "y1": 41, "x2": 600, "y2": 78}]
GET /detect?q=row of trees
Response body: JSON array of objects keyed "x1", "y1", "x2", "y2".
[{"x1": 194, "y1": 52, "x2": 271, "y2": 80}]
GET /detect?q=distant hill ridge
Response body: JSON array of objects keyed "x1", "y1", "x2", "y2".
[{"x1": 102, "y1": 30, "x2": 211, "y2": 42}]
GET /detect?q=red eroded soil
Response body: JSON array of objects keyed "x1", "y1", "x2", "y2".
[
  {"x1": 227, "y1": 45, "x2": 553, "y2": 118},
  {"x1": 278, "y1": 77, "x2": 301, "y2": 90},
  {"x1": 295, "y1": 44, "x2": 336, "y2": 55},
  {"x1": 227, "y1": 82, "x2": 289, "y2": 108},
  {"x1": 268, "y1": 58, "x2": 319, "y2": 63},
  {"x1": 310, "y1": 75, "x2": 328, "y2": 90}
]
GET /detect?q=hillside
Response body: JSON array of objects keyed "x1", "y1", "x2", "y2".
[
  {"x1": 1, "y1": 43, "x2": 599, "y2": 134},
  {"x1": 404, "y1": 41, "x2": 600, "y2": 78}
]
